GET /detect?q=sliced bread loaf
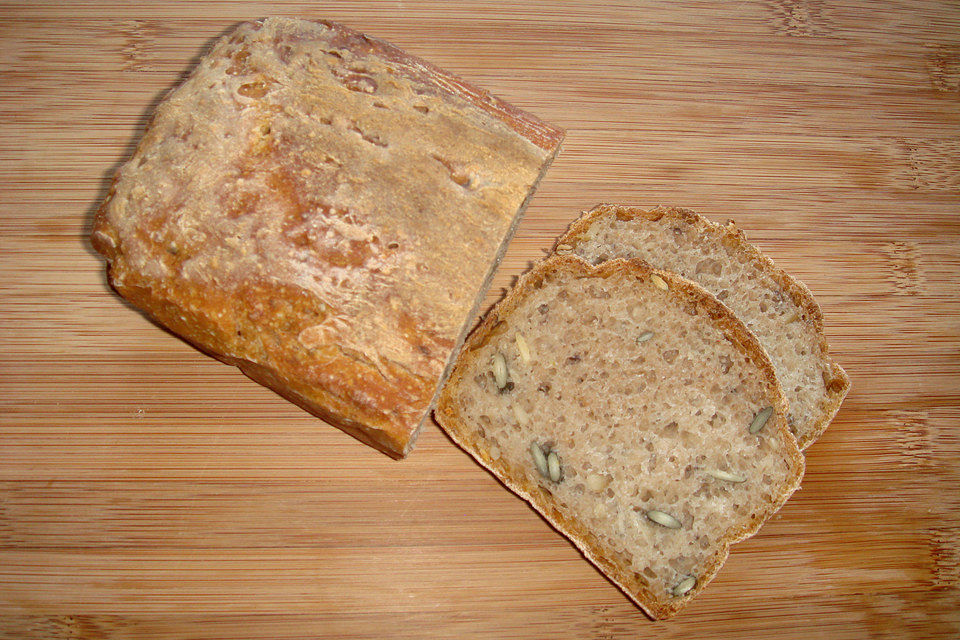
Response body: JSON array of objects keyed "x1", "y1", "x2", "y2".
[
  {"x1": 434, "y1": 254, "x2": 805, "y2": 619},
  {"x1": 557, "y1": 205, "x2": 850, "y2": 449}
]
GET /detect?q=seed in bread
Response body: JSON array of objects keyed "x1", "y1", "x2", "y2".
[
  {"x1": 558, "y1": 205, "x2": 850, "y2": 449},
  {"x1": 435, "y1": 254, "x2": 805, "y2": 619},
  {"x1": 90, "y1": 17, "x2": 563, "y2": 457}
]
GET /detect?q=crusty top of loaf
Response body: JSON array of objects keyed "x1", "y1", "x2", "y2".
[
  {"x1": 558, "y1": 205, "x2": 850, "y2": 449},
  {"x1": 91, "y1": 17, "x2": 563, "y2": 457},
  {"x1": 436, "y1": 254, "x2": 804, "y2": 619}
]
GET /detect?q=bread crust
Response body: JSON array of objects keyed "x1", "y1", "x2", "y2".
[
  {"x1": 91, "y1": 17, "x2": 563, "y2": 457},
  {"x1": 558, "y1": 205, "x2": 850, "y2": 449},
  {"x1": 435, "y1": 254, "x2": 805, "y2": 618}
]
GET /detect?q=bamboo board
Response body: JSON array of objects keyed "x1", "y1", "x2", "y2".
[{"x1": 1, "y1": 1, "x2": 958, "y2": 638}]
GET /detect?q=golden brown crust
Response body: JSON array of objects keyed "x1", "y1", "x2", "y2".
[
  {"x1": 435, "y1": 254, "x2": 804, "y2": 619},
  {"x1": 92, "y1": 17, "x2": 563, "y2": 457},
  {"x1": 303, "y1": 19, "x2": 564, "y2": 152},
  {"x1": 558, "y1": 204, "x2": 851, "y2": 449}
]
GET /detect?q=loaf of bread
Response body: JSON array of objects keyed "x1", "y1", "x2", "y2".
[
  {"x1": 435, "y1": 254, "x2": 805, "y2": 618},
  {"x1": 557, "y1": 205, "x2": 849, "y2": 449},
  {"x1": 91, "y1": 17, "x2": 563, "y2": 457}
]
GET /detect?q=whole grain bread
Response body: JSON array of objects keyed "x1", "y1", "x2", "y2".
[
  {"x1": 435, "y1": 254, "x2": 805, "y2": 619},
  {"x1": 91, "y1": 17, "x2": 563, "y2": 457},
  {"x1": 558, "y1": 205, "x2": 849, "y2": 449}
]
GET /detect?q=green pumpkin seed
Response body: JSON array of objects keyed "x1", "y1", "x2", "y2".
[
  {"x1": 530, "y1": 442, "x2": 548, "y2": 478},
  {"x1": 547, "y1": 451, "x2": 562, "y2": 482},
  {"x1": 672, "y1": 575, "x2": 696, "y2": 596},
  {"x1": 749, "y1": 406, "x2": 774, "y2": 434}
]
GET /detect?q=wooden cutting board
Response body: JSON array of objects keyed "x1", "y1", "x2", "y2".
[{"x1": 1, "y1": 1, "x2": 958, "y2": 638}]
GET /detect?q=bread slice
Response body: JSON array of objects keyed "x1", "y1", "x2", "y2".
[
  {"x1": 91, "y1": 17, "x2": 563, "y2": 457},
  {"x1": 557, "y1": 205, "x2": 849, "y2": 450},
  {"x1": 435, "y1": 254, "x2": 805, "y2": 619}
]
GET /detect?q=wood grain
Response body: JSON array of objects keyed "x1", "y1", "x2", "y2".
[{"x1": 1, "y1": 1, "x2": 958, "y2": 638}]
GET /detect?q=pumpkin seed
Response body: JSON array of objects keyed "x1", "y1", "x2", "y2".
[
  {"x1": 547, "y1": 451, "x2": 562, "y2": 482},
  {"x1": 636, "y1": 330, "x2": 655, "y2": 344},
  {"x1": 672, "y1": 575, "x2": 696, "y2": 596},
  {"x1": 646, "y1": 509, "x2": 682, "y2": 529},
  {"x1": 530, "y1": 442, "x2": 548, "y2": 478},
  {"x1": 492, "y1": 353, "x2": 508, "y2": 389},
  {"x1": 749, "y1": 406, "x2": 774, "y2": 434},
  {"x1": 703, "y1": 469, "x2": 747, "y2": 483}
]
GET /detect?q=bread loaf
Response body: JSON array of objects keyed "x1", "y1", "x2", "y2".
[
  {"x1": 558, "y1": 205, "x2": 849, "y2": 449},
  {"x1": 91, "y1": 17, "x2": 563, "y2": 457},
  {"x1": 435, "y1": 254, "x2": 804, "y2": 618}
]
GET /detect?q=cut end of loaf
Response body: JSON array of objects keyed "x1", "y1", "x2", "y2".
[{"x1": 435, "y1": 255, "x2": 804, "y2": 618}]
